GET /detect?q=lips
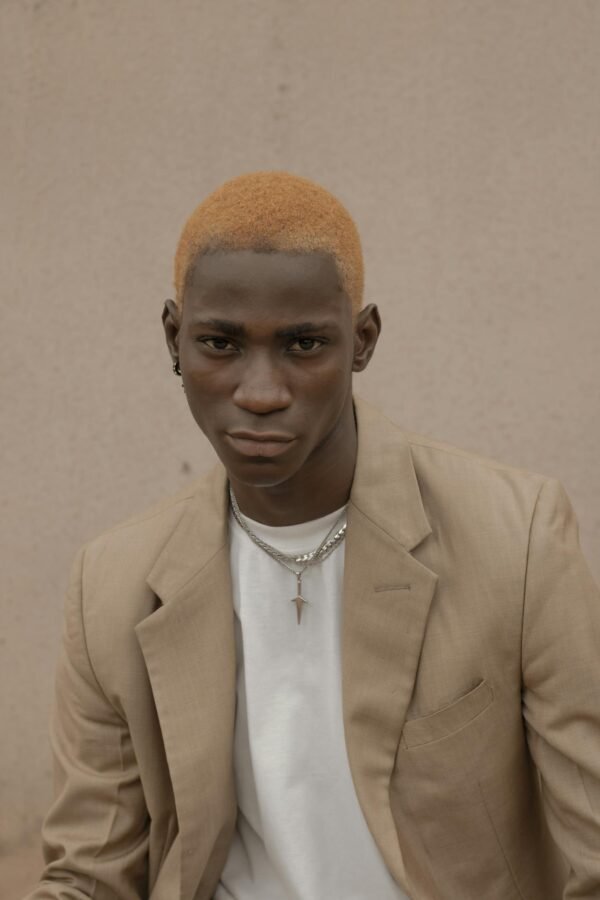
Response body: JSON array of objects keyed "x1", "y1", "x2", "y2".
[{"x1": 225, "y1": 430, "x2": 296, "y2": 459}]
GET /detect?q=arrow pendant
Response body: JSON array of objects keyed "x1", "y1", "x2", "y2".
[{"x1": 291, "y1": 571, "x2": 307, "y2": 625}]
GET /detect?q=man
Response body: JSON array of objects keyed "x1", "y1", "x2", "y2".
[{"x1": 28, "y1": 172, "x2": 600, "y2": 899}]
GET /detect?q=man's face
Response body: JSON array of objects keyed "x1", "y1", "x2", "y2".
[{"x1": 166, "y1": 249, "x2": 377, "y2": 490}]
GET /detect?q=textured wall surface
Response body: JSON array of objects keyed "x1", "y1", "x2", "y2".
[{"x1": 2, "y1": 0, "x2": 599, "y2": 891}]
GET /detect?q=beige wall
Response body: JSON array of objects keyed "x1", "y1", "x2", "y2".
[{"x1": 2, "y1": 0, "x2": 599, "y2": 889}]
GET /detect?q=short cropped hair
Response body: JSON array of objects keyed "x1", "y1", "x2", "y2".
[{"x1": 174, "y1": 171, "x2": 364, "y2": 312}]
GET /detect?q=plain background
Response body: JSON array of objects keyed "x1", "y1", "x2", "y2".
[{"x1": 1, "y1": 0, "x2": 599, "y2": 892}]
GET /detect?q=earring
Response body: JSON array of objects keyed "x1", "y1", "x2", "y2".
[{"x1": 172, "y1": 360, "x2": 181, "y2": 376}]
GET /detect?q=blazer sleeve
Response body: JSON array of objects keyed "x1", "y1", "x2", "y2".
[
  {"x1": 24, "y1": 545, "x2": 149, "y2": 900},
  {"x1": 522, "y1": 477, "x2": 600, "y2": 895}
]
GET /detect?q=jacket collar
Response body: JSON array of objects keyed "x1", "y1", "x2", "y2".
[
  {"x1": 350, "y1": 396, "x2": 431, "y2": 549},
  {"x1": 145, "y1": 461, "x2": 229, "y2": 605}
]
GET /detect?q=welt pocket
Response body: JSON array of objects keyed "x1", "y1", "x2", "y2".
[{"x1": 401, "y1": 680, "x2": 494, "y2": 749}]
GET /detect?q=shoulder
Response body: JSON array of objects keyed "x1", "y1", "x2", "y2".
[
  {"x1": 76, "y1": 464, "x2": 224, "y2": 608},
  {"x1": 83, "y1": 477, "x2": 202, "y2": 556},
  {"x1": 358, "y1": 395, "x2": 550, "y2": 482},
  {"x1": 408, "y1": 425, "x2": 553, "y2": 534},
  {"x1": 405, "y1": 426, "x2": 546, "y2": 488},
  {"x1": 355, "y1": 398, "x2": 552, "y2": 535}
]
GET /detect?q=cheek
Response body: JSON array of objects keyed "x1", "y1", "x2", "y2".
[
  {"x1": 299, "y1": 355, "x2": 351, "y2": 389},
  {"x1": 181, "y1": 371, "x2": 227, "y2": 431},
  {"x1": 317, "y1": 357, "x2": 353, "y2": 389},
  {"x1": 184, "y1": 358, "x2": 235, "y2": 397},
  {"x1": 304, "y1": 364, "x2": 353, "y2": 417}
]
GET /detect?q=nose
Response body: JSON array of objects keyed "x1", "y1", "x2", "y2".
[{"x1": 232, "y1": 352, "x2": 292, "y2": 415}]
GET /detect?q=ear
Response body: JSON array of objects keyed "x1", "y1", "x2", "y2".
[
  {"x1": 162, "y1": 298, "x2": 182, "y2": 367},
  {"x1": 352, "y1": 303, "x2": 381, "y2": 372}
]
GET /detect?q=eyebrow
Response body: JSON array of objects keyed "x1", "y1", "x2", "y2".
[
  {"x1": 189, "y1": 318, "x2": 338, "y2": 338},
  {"x1": 191, "y1": 318, "x2": 245, "y2": 337}
]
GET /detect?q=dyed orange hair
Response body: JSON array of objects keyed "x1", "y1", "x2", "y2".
[{"x1": 174, "y1": 171, "x2": 364, "y2": 312}]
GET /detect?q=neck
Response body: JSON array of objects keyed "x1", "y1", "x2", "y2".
[{"x1": 229, "y1": 402, "x2": 357, "y2": 526}]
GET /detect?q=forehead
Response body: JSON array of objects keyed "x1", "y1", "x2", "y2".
[{"x1": 185, "y1": 250, "x2": 348, "y2": 318}]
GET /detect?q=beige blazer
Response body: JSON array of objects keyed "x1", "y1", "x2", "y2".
[{"x1": 29, "y1": 399, "x2": 600, "y2": 899}]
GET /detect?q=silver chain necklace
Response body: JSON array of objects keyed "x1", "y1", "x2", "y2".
[{"x1": 229, "y1": 486, "x2": 347, "y2": 624}]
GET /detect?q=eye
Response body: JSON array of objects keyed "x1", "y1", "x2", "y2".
[
  {"x1": 288, "y1": 337, "x2": 325, "y2": 352},
  {"x1": 199, "y1": 337, "x2": 237, "y2": 352}
]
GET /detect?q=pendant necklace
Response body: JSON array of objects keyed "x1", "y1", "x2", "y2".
[{"x1": 229, "y1": 486, "x2": 347, "y2": 624}]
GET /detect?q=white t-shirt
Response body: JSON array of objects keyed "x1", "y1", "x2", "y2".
[{"x1": 215, "y1": 505, "x2": 409, "y2": 900}]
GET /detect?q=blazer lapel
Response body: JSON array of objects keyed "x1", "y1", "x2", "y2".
[
  {"x1": 343, "y1": 399, "x2": 438, "y2": 888},
  {"x1": 135, "y1": 466, "x2": 237, "y2": 900}
]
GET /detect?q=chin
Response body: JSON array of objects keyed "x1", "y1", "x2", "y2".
[{"x1": 228, "y1": 464, "x2": 297, "y2": 489}]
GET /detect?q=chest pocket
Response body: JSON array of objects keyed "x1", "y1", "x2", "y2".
[{"x1": 400, "y1": 679, "x2": 494, "y2": 749}]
